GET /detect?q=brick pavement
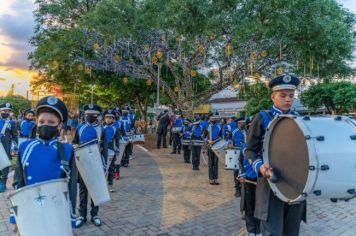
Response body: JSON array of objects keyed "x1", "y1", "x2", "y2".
[{"x1": 1, "y1": 145, "x2": 356, "y2": 235}]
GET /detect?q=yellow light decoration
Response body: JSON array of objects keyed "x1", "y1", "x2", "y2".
[
  {"x1": 152, "y1": 56, "x2": 158, "y2": 65},
  {"x1": 226, "y1": 44, "x2": 233, "y2": 56},
  {"x1": 146, "y1": 79, "x2": 153, "y2": 86},
  {"x1": 123, "y1": 77, "x2": 129, "y2": 84},
  {"x1": 155, "y1": 50, "x2": 163, "y2": 59},
  {"x1": 254, "y1": 72, "x2": 261, "y2": 79},
  {"x1": 174, "y1": 86, "x2": 179, "y2": 92},
  {"x1": 210, "y1": 33, "x2": 217, "y2": 40},
  {"x1": 191, "y1": 70, "x2": 197, "y2": 77},
  {"x1": 52, "y1": 61, "x2": 59, "y2": 69},
  {"x1": 93, "y1": 43, "x2": 100, "y2": 49},
  {"x1": 85, "y1": 66, "x2": 92, "y2": 75},
  {"x1": 198, "y1": 45, "x2": 205, "y2": 54},
  {"x1": 277, "y1": 67, "x2": 284, "y2": 75},
  {"x1": 234, "y1": 83, "x2": 241, "y2": 89},
  {"x1": 250, "y1": 52, "x2": 257, "y2": 60},
  {"x1": 78, "y1": 64, "x2": 84, "y2": 71},
  {"x1": 144, "y1": 45, "x2": 150, "y2": 51},
  {"x1": 113, "y1": 54, "x2": 121, "y2": 63},
  {"x1": 261, "y1": 50, "x2": 268, "y2": 58}
]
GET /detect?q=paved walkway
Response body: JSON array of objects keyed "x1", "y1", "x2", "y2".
[{"x1": 1, "y1": 145, "x2": 356, "y2": 235}]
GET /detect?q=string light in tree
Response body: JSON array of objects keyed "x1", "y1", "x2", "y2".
[
  {"x1": 155, "y1": 49, "x2": 163, "y2": 59},
  {"x1": 226, "y1": 43, "x2": 233, "y2": 57},
  {"x1": 123, "y1": 77, "x2": 129, "y2": 84},
  {"x1": 78, "y1": 64, "x2": 84, "y2": 71},
  {"x1": 174, "y1": 86, "x2": 179, "y2": 92},
  {"x1": 113, "y1": 54, "x2": 121, "y2": 63},
  {"x1": 261, "y1": 50, "x2": 268, "y2": 58},
  {"x1": 146, "y1": 78, "x2": 153, "y2": 86},
  {"x1": 191, "y1": 70, "x2": 197, "y2": 77},
  {"x1": 210, "y1": 33, "x2": 217, "y2": 41},
  {"x1": 93, "y1": 43, "x2": 100, "y2": 49},
  {"x1": 277, "y1": 67, "x2": 284, "y2": 75},
  {"x1": 52, "y1": 61, "x2": 60, "y2": 69},
  {"x1": 198, "y1": 45, "x2": 205, "y2": 54}
]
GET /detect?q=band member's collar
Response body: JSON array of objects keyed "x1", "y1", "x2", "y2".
[{"x1": 271, "y1": 105, "x2": 291, "y2": 116}]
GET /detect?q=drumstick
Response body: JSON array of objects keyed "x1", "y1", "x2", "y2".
[{"x1": 237, "y1": 178, "x2": 257, "y2": 185}]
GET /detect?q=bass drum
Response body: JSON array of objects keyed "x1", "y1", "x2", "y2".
[
  {"x1": 211, "y1": 139, "x2": 228, "y2": 159},
  {"x1": 0, "y1": 142, "x2": 11, "y2": 170},
  {"x1": 75, "y1": 141, "x2": 111, "y2": 206},
  {"x1": 263, "y1": 115, "x2": 356, "y2": 203},
  {"x1": 9, "y1": 179, "x2": 73, "y2": 236}
]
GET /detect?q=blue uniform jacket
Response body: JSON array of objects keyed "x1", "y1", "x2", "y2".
[{"x1": 11, "y1": 137, "x2": 77, "y2": 226}]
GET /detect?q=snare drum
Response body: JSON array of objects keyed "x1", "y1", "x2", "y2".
[
  {"x1": 191, "y1": 139, "x2": 204, "y2": 146},
  {"x1": 131, "y1": 134, "x2": 145, "y2": 144},
  {"x1": 172, "y1": 127, "x2": 182, "y2": 133},
  {"x1": 75, "y1": 141, "x2": 111, "y2": 205},
  {"x1": 9, "y1": 179, "x2": 73, "y2": 236},
  {"x1": 211, "y1": 139, "x2": 228, "y2": 159},
  {"x1": 225, "y1": 148, "x2": 240, "y2": 170},
  {"x1": 182, "y1": 139, "x2": 191, "y2": 146},
  {"x1": 263, "y1": 115, "x2": 356, "y2": 203}
]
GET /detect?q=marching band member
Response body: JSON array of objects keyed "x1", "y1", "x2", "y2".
[
  {"x1": 156, "y1": 109, "x2": 170, "y2": 149},
  {"x1": 224, "y1": 116, "x2": 242, "y2": 197},
  {"x1": 237, "y1": 118, "x2": 261, "y2": 236},
  {"x1": 245, "y1": 74, "x2": 305, "y2": 236},
  {"x1": 182, "y1": 119, "x2": 192, "y2": 163},
  {"x1": 11, "y1": 96, "x2": 77, "y2": 232},
  {"x1": 120, "y1": 109, "x2": 133, "y2": 167},
  {"x1": 190, "y1": 118, "x2": 204, "y2": 171},
  {"x1": 102, "y1": 110, "x2": 121, "y2": 192},
  {"x1": 73, "y1": 104, "x2": 106, "y2": 228},
  {"x1": 205, "y1": 112, "x2": 222, "y2": 185},
  {"x1": 171, "y1": 111, "x2": 184, "y2": 154},
  {"x1": 113, "y1": 108, "x2": 125, "y2": 180},
  {"x1": 18, "y1": 108, "x2": 37, "y2": 140},
  {"x1": 0, "y1": 102, "x2": 18, "y2": 193}
]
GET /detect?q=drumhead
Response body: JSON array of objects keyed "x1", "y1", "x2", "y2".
[{"x1": 267, "y1": 117, "x2": 309, "y2": 200}]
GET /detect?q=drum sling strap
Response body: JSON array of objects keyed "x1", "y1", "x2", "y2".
[{"x1": 57, "y1": 142, "x2": 71, "y2": 180}]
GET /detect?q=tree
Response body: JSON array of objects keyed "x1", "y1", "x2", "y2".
[
  {"x1": 30, "y1": 0, "x2": 356, "y2": 117},
  {"x1": 241, "y1": 83, "x2": 273, "y2": 116},
  {"x1": 0, "y1": 95, "x2": 32, "y2": 115},
  {"x1": 301, "y1": 81, "x2": 356, "y2": 114}
]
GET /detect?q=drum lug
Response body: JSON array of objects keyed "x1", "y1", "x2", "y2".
[
  {"x1": 334, "y1": 116, "x2": 342, "y2": 121},
  {"x1": 303, "y1": 116, "x2": 310, "y2": 120},
  {"x1": 309, "y1": 165, "x2": 316, "y2": 171},
  {"x1": 302, "y1": 192, "x2": 308, "y2": 197},
  {"x1": 316, "y1": 136, "x2": 325, "y2": 141},
  {"x1": 320, "y1": 165, "x2": 329, "y2": 171},
  {"x1": 350, "y1": 135, "x2": 356, "y2": 140},
  {"x1": 305, "y1": 135, "x2": 311, "y2": 140},
  {"x1": 313, "y1": 190, "x2": 321, "y2": 196},
  {"x1": 347, "y1": 189, "x2": 356, "y2": 195}
]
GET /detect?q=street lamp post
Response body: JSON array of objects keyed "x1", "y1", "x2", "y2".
[
  {"x1": 156, "y1": 64, "x2": 161, "y2": 115},
  {"x1": 90, "y1": 84, "x2": 94, "y2": 104}
]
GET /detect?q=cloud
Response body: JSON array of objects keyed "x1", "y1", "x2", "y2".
[{"x1": 0, "y1": 0, "x2": 35, "y2": 70}]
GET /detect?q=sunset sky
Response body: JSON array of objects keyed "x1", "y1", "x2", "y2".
[{"x1": 0, "y1": 0, "x2": 355, "y2": 98}]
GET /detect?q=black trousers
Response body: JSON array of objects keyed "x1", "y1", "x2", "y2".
[
  {"x1": 243, "y1": 182, "x2": 261, "y2": 234},
  {"x1": 182, "y1": 145, "x2": 191, "y2": 162},
  {"x1": 156, "y1": 132, "x2": 167, "y2": 148},
  {"x1": 208, "y1": 149, "x2": 218, "y2": 180},
  {"x1": 121, "y1": 143, "x2": 133, "y2": 166},
  {"x1": 0, "y1": 166, "x2": 9, "y2": 184},
  {"x1": 261, "y1": 193, "x2": 305, "y2": 236},
  {"x1": 233, "y1": 169, "x2": 241, "y2": 192},
  {"x1": 79, "y1": 175, "x2": 99, "y2": 218},
  {"x1": 107, "y1": 157, "x2": 116, "y2": 185},
  {"x1": 191, "y1": 145, "x2": 201, "y2": 168},
  {"x1": 172, "y1": 133, "x2": 181, "y2": 152}
]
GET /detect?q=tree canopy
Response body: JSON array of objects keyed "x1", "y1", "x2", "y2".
[{"x1": 30, "y1": 0, "x2": 355, "y2": 116}]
